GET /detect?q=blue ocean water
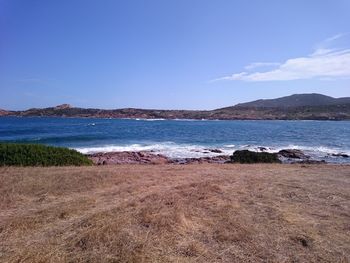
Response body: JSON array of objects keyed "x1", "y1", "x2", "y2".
[{"x1": 1, "y1": 117, "x2": 350, "y2": 163}]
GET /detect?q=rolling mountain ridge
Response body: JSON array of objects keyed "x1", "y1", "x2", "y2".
[{"x1": 233, "y1": 93, "x2": 350, "y2": 108}]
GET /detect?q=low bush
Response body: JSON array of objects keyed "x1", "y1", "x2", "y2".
[
  {"x1": 0, "y1": 143, "x2": 92, "y2": 166},
  {"x1": 231, "y1": 150, "x2": 281, "y2": 164}
]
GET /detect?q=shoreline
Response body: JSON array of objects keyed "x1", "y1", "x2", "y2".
[{"x1": 86, "y1": 148, "x2": 348, "y2": 165}]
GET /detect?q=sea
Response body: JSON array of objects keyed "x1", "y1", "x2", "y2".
[{"x1": 1, "y1": 117, "x2": 350, "y2": 163}]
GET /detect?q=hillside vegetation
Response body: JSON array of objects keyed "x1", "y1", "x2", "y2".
[{"x1": 0, "y1": 143, "x2": 92, "y2": 166}]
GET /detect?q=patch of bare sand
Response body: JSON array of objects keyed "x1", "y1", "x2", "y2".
[{"x1": 0, "y1": 164, "x2": 349, "y2": 262}]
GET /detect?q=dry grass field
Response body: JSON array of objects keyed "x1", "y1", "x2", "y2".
[{"x1": 0, "y1": 164, "x2": 349, "y2": 262}]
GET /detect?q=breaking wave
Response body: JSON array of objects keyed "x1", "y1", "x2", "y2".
[{"x1": 74, "y1": 142, "x2": 350, "y2": 162}]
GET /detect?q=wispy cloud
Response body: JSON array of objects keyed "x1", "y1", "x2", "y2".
[
  {"x1": 213, "y1": 34, "x2": 350, "y2": 82},
  {"x1": 244, "y1": 62, "x2": 281, "y2": 70}
]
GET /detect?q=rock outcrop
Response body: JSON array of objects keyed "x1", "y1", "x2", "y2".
[
  {"x1": 87, "y1": 151, "x2": 170, "y2": 165},
  {"x1": 54, "y1": 104, "x2": 72, "y2": 110},
  {"x1": 87, "y1": 151, "x2": 231, "y2": 165}
]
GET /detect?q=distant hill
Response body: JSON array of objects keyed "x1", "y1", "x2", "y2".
[
  {"x1": 1, "y1": 93, "x2": 350, "y2": 120},
  {"x1": 234, "y1": 93, "x2": 350, "y2": 108}
]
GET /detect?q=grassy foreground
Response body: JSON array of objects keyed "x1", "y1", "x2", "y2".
[{"x1": 0, "y1": 164, "x2": 349, "y2": 262}]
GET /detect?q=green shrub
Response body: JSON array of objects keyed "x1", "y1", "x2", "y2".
[
  {"x1": 230, "y1": 150, "x2": 281, "y2": 164},
  {"x1": 0, "y1": 143, "x2": 93, "y2": 166}
]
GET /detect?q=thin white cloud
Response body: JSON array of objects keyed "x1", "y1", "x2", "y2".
[
  {"x1": 310, "y1": 48, "x2": 336, "y2": 56},
  {"x1": 244, "y1": 62, "x2": 281, "y2": 70},
  {"x1": 214, "y1": 34, "x2": 350, "y2": 82}
]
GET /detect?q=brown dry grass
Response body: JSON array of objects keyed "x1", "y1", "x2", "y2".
[{"x1": 0, "y1": 164, "x2": 349, "y2": 262}]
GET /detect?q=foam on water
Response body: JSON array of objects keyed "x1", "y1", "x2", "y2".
[
  {"x1": 74, "y1": 142, "x2": 350, "y2": 161},
  {"x1": 135, "y1": 118, "x2": 166, "y2": 121},
  {"x1": 75, "y1": 142, "x2": 233, "y2": 158}
]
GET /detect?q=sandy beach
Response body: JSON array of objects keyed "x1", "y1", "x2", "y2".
[{"x1": 0, "y1": 163, "x2": 349, "y2": 262}]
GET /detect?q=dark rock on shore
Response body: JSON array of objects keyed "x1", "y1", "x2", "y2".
[
  {"x1": 278, "y1": 149, "x2": 309, "y2": 159},
  {"x1": 204, "y1": 149, "x2": 224, "y2": 153},
  {"x1": 257, "y1": 147, "x2": 268, "y2": 152},
  {"x1": 332, "y1": 153, "x2": 349, "y2": 158},
  {"x1": 231, "y1": 150, "x2": 281, "y2": 164}
]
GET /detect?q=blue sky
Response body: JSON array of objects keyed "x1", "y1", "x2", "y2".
[{"x1": 1, "y1": 0, "x2": 349, "y2": 110}]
